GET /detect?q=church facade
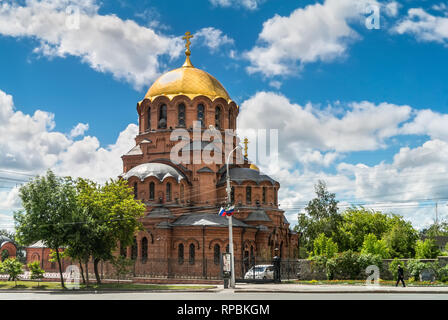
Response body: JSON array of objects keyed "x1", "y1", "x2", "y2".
[
  {"x1": 25, "y1": 34, "x2": 299, "y2": 280},
  {"x1": 117, "y1": 35, "x2": 299, "y2": 279}
]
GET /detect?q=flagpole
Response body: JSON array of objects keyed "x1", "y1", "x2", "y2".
[{"x1": 226, "y1": 146, "x2": 240, "y2": 289}]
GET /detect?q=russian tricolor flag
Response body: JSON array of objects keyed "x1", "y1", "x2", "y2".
[
  {"x1": 218, "y1": 206, "x2": 235, "y2": 217},
  {"x1": 225, "y1": 206, "x2": 235, "y2": 216}
]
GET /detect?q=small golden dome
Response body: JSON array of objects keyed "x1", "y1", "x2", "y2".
[
  {"x1": 249, "y1": 163, "x2": 260, "y2": 172},
  {"x1": 144, "y1": 56, "x2": 232, "y2": 103}
]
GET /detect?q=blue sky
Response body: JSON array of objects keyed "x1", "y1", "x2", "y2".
[{"x1": 1, "y1": 0, "x2": 448, "y2": 230}]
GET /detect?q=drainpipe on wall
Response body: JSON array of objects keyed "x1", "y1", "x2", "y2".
[{"x1": 202, "y1": 226, "x2": 206, "y2": 279}]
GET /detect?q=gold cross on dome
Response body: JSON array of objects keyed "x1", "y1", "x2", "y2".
[
  {"x1": 243, "y1": 137, "x2": 249, "y2": 158},
  {"x1": 182, "y1": 31, "x2": 194, "y2": 53}
]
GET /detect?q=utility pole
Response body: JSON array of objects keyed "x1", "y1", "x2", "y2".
[
  {"x1": 226, "y1": 145, "x2": 240, "y2": 289},
  {"x1": 436, "y1": 201, "x2": 439, "y2": 226}
]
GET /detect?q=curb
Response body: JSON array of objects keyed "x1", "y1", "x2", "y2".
[
  {"x1": 0, "y1": 288, "x2": 220, "y2": 294},
  {"x1": 234, "y1": 289, "x2": 448, "y2": 294}
]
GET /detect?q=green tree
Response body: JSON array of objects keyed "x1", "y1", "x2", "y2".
[
  {"x1": 420, "y1": 221, "x2": 448, "y2": 238},
  {"x1": 27, "y1": 261, "x2": 45, "y2": 287},
  {"x1": 360, "y1": 233, "x2": 390, "y2": 259},
  {"x1": 14, "y1": 170, "x2": 78, "y2": 288},
  {"x1": 295, "y1": 180, "x2": 342, "y2": 253},
  {"x1": 72, "y1": 178, "x2": 145, "y2": 284},
  {"x1": 415, "y1": 239, "x2": 440, "y2": 259},
  {"x1": 310, "y1": 233, "x2": 338, "y2": 259},
  {"x1": 339, "y1": 207, "x2": 391, "y2": 251},
  {"x1": 383, "y1": 216, "x2": 419, "y2": 258},
  {"x1": 2, "y1": 258, "x2": 23, "y2": 286}
]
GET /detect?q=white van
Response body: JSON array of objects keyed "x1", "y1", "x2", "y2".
[{"x1": 244, "y1": 265, "x2": 274, "y2": 280}]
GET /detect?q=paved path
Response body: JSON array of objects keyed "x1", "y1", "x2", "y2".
[
  {"x1": 233, "y1": 283, "x2": 448, "y2": 294},
  {"x1": 1, "y1": 290, "x2": 448, "y2": 300},
  {"x1": 1, "y1": 283, "x2": 448, "y2": 300}
]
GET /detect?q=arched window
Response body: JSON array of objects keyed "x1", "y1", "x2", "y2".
[
  {"x1": 158, "y1": 104, "x2": 167, "y2": 129},
  {"x1": 274, "y1": 188, "x2": 278, "y2": 205},
  {"x1": 178, "y1": 103, "x2": 186, "y2": 127},
  {"x1": 180, "y1": 184, "x2": 184, "y2": 202},
  {"x1": 262, "y1": 187, "x2": 267, "y2": 204},
  {"x1": 149, "y1": 182, "x2": 155, "y2": 200},
  {"x1": 246, "y1": 186, "x2": 252, "y2": 204},
  {"x1": 131, "y1": 237, "x2": 138, "y2": 260},
  {"x1": 141, "y1": 237, "x2": 148, "y2": 262},
  {"x1": 215, "y1": 106, "x2": 222, "y2": 129},
  {"x1": 189, "y1": 243, "x2": 195, "y2": 265},
  {"x1": 166, "y1": 183, "x2": 172, "y2": 202},
  {"x1": 197, "y1": 104, "x2": 205, "y2": 128},
  {"x1": 228, "y1": 110, "x2": 232, "y2": 130},
  {"x1": 178, "y1": 244, "x2": 184, "y2": 264},
  {"x1": 147, "y1": 107, "x2": 151, "y2": 130},
  {"x1": 133, "y1": 182, "x2": 138, "y2": 199},
  {"x1": 214, "y1": 244, "x2": 221, "y2": 265}
]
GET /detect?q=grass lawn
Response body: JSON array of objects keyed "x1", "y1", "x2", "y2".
[
  {"x1": 288, "y1": 279, "x2": 448, "y2": 287},
  {"x1": 0, "y1": 281, "x2": 216, "y2": 291}
]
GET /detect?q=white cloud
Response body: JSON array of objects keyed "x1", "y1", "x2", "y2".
[
  {"x1": 268, "y1": 80, "x2": 282, "y2": 89},
  {"x1": 237, "y1": 91, "x2": 448, "y2": 229},
  {"x1": 0, "y1": 89, "x2": 136, "y2": 183},
  {"x1": 0, "y1": 0, "x2": 183, "y2": 89},
  {"x1": 0, "y1": 88, "x2": 138, "y2": 225},
  {"x1": 238, "y1": 91, "x2": 412, "y2": 157},
  {"x1": 432, "y1": 3, "x2": 448, "y2": 13},
  {"x1": 401, "y1": 109, "x2": 448, "y2": 140},
  {"x1": 193, "y1": 27, "x2": 234, "y2": 53},
  {"x1": 0, "y1": 187, "x2": 21, "y2": 211},
  {"x1": 70, "y1": 123, "x2": 89, "y2": 138},
  {"x1": 209, "y1": 0, "x2": 263, "y2": 10},
  {"x1": 393, "y1": 8, "x2": 448, "y2": 45},
  {"x1": 384, "y1": 1, "x2": 400, "y2": 17},
  {"x1": 245, "y1": 0, "x2": 379, "y2": 77}
]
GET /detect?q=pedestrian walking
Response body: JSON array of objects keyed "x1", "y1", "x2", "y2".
[{"x1": 395, "y1": 264, "x2": 406, "y2": 287}]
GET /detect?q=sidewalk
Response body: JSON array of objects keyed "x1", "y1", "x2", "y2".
[{"x1": 228, "y1": 282, "x2": 448, "y2": 294}]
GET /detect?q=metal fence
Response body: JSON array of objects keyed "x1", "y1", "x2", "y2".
[{"x1": 94, "y1": 258, "x2": 300, "y2": 281}]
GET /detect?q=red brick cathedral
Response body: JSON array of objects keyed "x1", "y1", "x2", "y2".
[{"x1": 118, "y1": 34, "x2": 299, "y2": 278}]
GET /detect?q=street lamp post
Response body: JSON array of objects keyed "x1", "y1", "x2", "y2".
[{"x1": 226, "y1": 145, "x2": 240, "y2": 288}]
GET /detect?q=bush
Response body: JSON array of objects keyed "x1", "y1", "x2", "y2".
[
  {"x1": 437, "y1": 265, "x2": 448, "y2": 282},
  {"x1": 358, "y1": 253, "x2": 383, "y2": 273},
  {"x1": 407, "y1": 259, "x2": 426, "y2": 281},
  {"x1": 1, "y1": 258, "x2": 23, "y2": 286},
  {"x1": 309, "y1": 255, "x2": 327, "y2": 273},
  {"x1": 325, "y1": 251, "x2": 383, "y2": 280},
  {"x1": 388, "y1": 258, "x2": 404, "y2": 279},
  {"x1": 326, "y1": 251, "x2": 361, "y2": 280},
  {"x1": 27, "y1": 261, "x2": 45, "y2": 285}
]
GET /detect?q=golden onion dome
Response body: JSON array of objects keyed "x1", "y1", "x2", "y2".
[
  {"x1": 144, "y1": 51, "x2": 232, "y2": 103},
  {"x1": 249, "y1": 163, "x2": 260, "y2": 172}
]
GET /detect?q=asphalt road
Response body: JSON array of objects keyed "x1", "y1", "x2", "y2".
[{"x1": 1, "y1": 291, "x2": 448, "y2": 300}]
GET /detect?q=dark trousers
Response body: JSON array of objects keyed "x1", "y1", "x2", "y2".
[{"x1": 396, "y1": 276, "x2": 406, "y2": 287}]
